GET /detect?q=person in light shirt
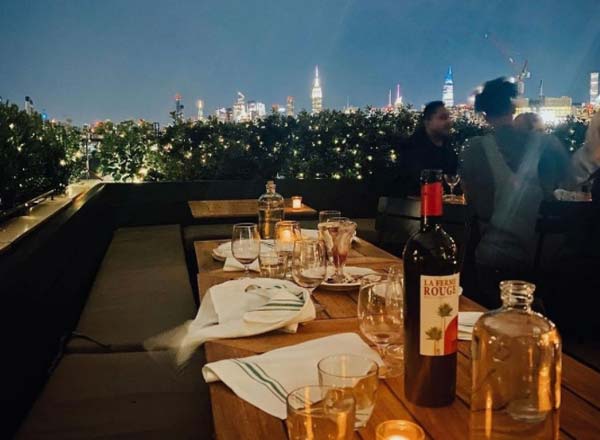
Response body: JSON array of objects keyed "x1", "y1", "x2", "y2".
[{"x1": 460, "y1": 77, "x2": 570, "y2": 308}]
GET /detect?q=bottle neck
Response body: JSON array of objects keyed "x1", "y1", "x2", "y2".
[
  {"x1": 420, "y1": 181, "x2": 443, "y2": 230},
  {"x1": 500, "y1": 280, "x2": 535, "y2": 312}
]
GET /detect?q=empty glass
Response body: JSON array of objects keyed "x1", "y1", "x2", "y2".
[
  {"x1": 444, "y1": 174, "x2": 461, "y2": 198},
  {"x1": 231, "y1": 223, "x2": 260, "y2": 276},
  {"x1": 358, "y1": 273, "x2": 404, "y2": 378},
  {"x1": 286, "y1": 385, "x2": 356, "y2": 440},
  {"x1": 318, "y1": 354, "x2": 379, "y2": 429},
  {"x1": 319, "y1": 210, "x2": 342, "y2": 223},
  {"x1": 291, "y1": 239, "x2": 327, "y2": 294}
]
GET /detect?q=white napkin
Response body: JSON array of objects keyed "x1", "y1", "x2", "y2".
[
  {"x1": 146, "y1": 278, "x2": 316, "y2": 364},
  {"x1": 458, "y1": 311, "x2": 484, "y2": 341},
  {"x1": 223, "y1": 257, "x2": 260, "y2": 272},
  {"x1": 202, "y1": 333, "x2": 383, "y2": 419},
  {"x1": 553, "y1": 189, "x2": 592, "y2": 202}
]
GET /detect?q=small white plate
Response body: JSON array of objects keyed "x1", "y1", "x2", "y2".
[
  {"x1": 212, "y1": 240, "x2": 274, "y2": 261},
  {"x1": 320, "y1": 266, "x2": 377, "y2": 291}
]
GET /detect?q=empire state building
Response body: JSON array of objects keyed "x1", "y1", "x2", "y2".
[{"x1": 311, "y1": 65, "x2": 323, "y2": 114}]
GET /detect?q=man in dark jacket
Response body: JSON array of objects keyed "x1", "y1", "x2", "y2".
[{"x1": 394, "y1": 101, "x2": 457, "y2": 196}]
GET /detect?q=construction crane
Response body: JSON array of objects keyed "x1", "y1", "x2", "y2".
[{"x1": 484, "y1": 32, "x2": 531, "y2": 97}]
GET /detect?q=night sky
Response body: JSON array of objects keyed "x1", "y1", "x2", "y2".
[{"x1": 1, "y1": 0, "x2": 599, "y2": 125}]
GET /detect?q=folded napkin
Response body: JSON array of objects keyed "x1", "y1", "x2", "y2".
[
  {"x1": 223, "y1": 257, "x2": 260, "y2": 272},
  {"x1": 553, "y1": 189, "x2": 592, "y2": 202},
  {"x1": 458, "y1": 311, "x2": 484, "y2": 341},
  {"x1": 203, "y1": 333, "x2": 383, "y2": 419},
  {"x1": 145, "y1": 278, "x2": 316, "y2": 365}
]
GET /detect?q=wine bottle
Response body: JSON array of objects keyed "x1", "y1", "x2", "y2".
[{"x1": 403, "y1": 169, "x2": 459, "y2": 407}]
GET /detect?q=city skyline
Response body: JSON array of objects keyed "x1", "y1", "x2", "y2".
[{"x1": 1, "y1": 1, "x2": 599, "y2": 124}]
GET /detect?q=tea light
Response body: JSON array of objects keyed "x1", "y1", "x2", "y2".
[
  {"x1": 291, "y1": 196, "x2": 302, "y2": 209},
  {"x1": 376, "y1": 420, "x2": 425, "y2": 440}
]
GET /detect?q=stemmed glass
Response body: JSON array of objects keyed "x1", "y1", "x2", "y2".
[
  {"x1": 231, "y1": 223, "x2": 261, "y2": 276},
  {"x1": 444, "y1": 174, "x2": 461, "y2": 199},
  {"x1": 292, "y1": 239, "x2": 327, "y2": 300},
  {"x1": 357, "y1": 273, "x2": 404, "y2": 378}
]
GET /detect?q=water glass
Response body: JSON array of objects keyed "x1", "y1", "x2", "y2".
[
  {"x1": 286, "y1": 385, "x2": 356, "y2": 440},
  {"x1": 319, "y1": 210, "x2": 342, "y2": 223},
  {"x1": 258, "y1": 248, "x2": 288, "y2": 279},
  {"x1": 231, "y1": 223, "x2": 260, "y2": 276},
  {"x1": 318, "y1": 354, "x2": 379, "y2": 429}
]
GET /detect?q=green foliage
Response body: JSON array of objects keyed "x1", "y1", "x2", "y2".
[
  {"x1": 1, "y1": 100, "x2": 594, "y2": 210},
  {"x1": 0, "y1": 102, "x2": 84, "y2": 209}
]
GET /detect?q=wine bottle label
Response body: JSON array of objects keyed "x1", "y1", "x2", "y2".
[
  {"x1": 421, "y1": 182, "x2": 443, "y2": 216},
  {"x1": 419, "y1": 273, "x2": 459, "y2": 356}
]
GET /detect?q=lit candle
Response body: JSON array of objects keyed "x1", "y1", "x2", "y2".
[
  {"x1": 291, "y1": 196, "x2": 302, "y2": 209},
  {"x1": 376, "y1": 420, "x2": 425, "y2": 440}
]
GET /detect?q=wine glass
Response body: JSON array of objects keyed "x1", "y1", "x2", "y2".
[
  {"x1": 231, "y1": 223, "x2": 261, "y2": 276},
  {"x1": 292, "y1": 239, "x2": 327, "y2": 294},
  {"x1": 357, "y1": 273, "x2": 404, "y2": 377},
  {"x1": 443, "y1": 174, "x2": 461, "y2": 198}
]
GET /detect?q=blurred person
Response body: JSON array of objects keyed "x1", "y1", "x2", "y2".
[
  {"x1": 460, "y1": 78, "x2": 570, "y2": 308},
  {"x1": 570, "y1": 111, "x2": 600, "y2": 186},
  {"x1": 393, "y1": 101, "x2": 457, "y2": 196},
  {"x1": 514, "y1": 112, "x2": 544, "y2": 133}
]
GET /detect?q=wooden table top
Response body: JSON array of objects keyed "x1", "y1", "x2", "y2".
[
  {"x1": 189, "y1": 199, "x2": 317, "y2": 219},
  {"x1": 194, "y1": 239, "x2": 600, "y2": 440}
]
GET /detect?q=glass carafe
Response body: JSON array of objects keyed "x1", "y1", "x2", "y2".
[
  {"x1": 471, "y1": 281, "x2": 561, "y2": 437},
  {"x1": 258, "y1": 180, "x2": 284, "y2": 239}
]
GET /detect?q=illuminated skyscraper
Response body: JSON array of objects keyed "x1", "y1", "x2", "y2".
[
  {"x1": 286, "y1": 96, "x2": 295, "y2": 117},
  {"x1": 25, "y1": 96, "x2": 35, "y2": 115},
  {"x1": 442, "y1": 66, "x2": 454, "y2": 107},
  {"x1": 311, "y1": 65, "x2": 323, "y2": 114},
  {"x1": 174, "y1": 94, "x2": 184, "y2": 120},
  {"x1": 394, "y1": 83, "x2": 403, "y2": 110},
  {"x1": 196, "y1": 99, "x2": 204, "y2": 121},
  {"x1": 233, "y1": 92, "x2": 248, "y2": 122},
  {"x1": 591, "y1": 72, "x2": 599, "y2": 105}
]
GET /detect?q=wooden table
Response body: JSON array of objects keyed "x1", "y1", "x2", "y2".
[
  {"x1": 189, "y1": 199, "x2": 317, "y2": 219},
  {"x1": 194, "y1": 239, "x2": 600, "y2": 440}
]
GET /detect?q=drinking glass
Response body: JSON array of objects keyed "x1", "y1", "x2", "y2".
[
  {"x1": 275, "y1": 220, "x2": 301, "y2": 275},
  {"x1": 286, "y1": 385, "x2": 356, "y2": 440},
  {"x1": 444, "y1": 174, "x2": 461, "y2": 198},
  {"x1": 319, "y1": 210, "x2": 342, "y2": 224},
  {"x1": 318, "y1": 220, "x2": 357, "y2": 283},
  {"x1": 291, "y1": 239, "x2": 327, "y2": 294},
  {"x1": 318, "y1": 354, "x2": 379, "y2": 429},
  {"x1": 231, "y1": 223, "x2": 260, "y2": 276},
  {"x1": 357, "y1": 273, "x2": 404, "y2": 378},
  {"x1": 258, "y1": 248, "x2": 288, "y2": 279},
  {"x1": 376, "y1": 420, "x2": 425, "y2": 440}
]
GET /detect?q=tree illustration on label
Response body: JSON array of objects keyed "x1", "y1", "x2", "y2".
[
  {"x1": 425, "y1": 327, "x2": 442, "y2": 355},
  {"x1": 438, "y1": 302, "x2": 455, "y2": 355}
]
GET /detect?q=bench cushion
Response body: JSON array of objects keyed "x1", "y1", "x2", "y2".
[
  {"x1": 16, "y1": 351, "x2": 212, "y2": 439},
  {"x1": 67, "y1": 225, "x2": 196, "y2": 352}
]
